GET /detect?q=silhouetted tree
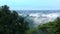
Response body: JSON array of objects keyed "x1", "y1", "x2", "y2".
[{"x1": 0, "y1": 5, "x2": 29, "y2": 34}]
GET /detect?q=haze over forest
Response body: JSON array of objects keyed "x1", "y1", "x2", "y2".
[{"x1": 0, "y1": 0, "x2": 60, "y2": 34}]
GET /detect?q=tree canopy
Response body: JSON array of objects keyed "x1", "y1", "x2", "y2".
[
  {"x1": 38, "y1": 17, "x2": 60, "y2": 34},
  {"x1": 0, "y1": 5, "x2": 29, "y2": 34}
]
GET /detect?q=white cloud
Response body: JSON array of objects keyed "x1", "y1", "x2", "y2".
[{"x1": 27, "y1": 13, "x2": 60, "y2": 26}]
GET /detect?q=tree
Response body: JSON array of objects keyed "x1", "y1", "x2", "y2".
[
  {"x1": 38, "y1": 17, "x2": 60, "y2": 34},
  {"x1": 0, "y1": 5, "x2": 29, "y2": 34}
]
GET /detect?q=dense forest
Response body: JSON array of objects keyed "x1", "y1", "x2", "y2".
[
  {"x1": 38, "y1": 17, "x2": 60, "y2": 34},
  {"x1": 0, "y1": 5, "x2": 29, "y2": 34},
  {"x1": 0, "y1": 5, "x2": 60, "y2": 34}
]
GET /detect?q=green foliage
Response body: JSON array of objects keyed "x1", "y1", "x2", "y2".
[
  {"x1": 26, "y1": 28, "x2": 36, "y2": 34},
  {"x1": 0, "y1": 5, "x2": 29, "y2": 34},
  {"x1": 38, "y1": 17, "x2": 60, "y2": 34}
]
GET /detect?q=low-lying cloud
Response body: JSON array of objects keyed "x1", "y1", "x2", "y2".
[{"x1": 19, "y1": 12, "x2": 60, "y2": 27}]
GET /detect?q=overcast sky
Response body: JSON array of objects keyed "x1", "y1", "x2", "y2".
[{"x1": 0, "y1": 0, "x2": 60, "y2": 10}]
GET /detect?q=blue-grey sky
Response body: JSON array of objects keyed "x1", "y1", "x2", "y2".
[{"x1": 0, "y1": 0, "x2": 60, "y2": 10}]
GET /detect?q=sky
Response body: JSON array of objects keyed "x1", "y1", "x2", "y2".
[{"x1": 0, "y1": 0, "x2": 60, "y2": 10}]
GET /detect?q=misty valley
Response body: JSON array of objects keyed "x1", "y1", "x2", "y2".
[{"x1": 0, "y1": 5, "x2": 60, "y2": 34}]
